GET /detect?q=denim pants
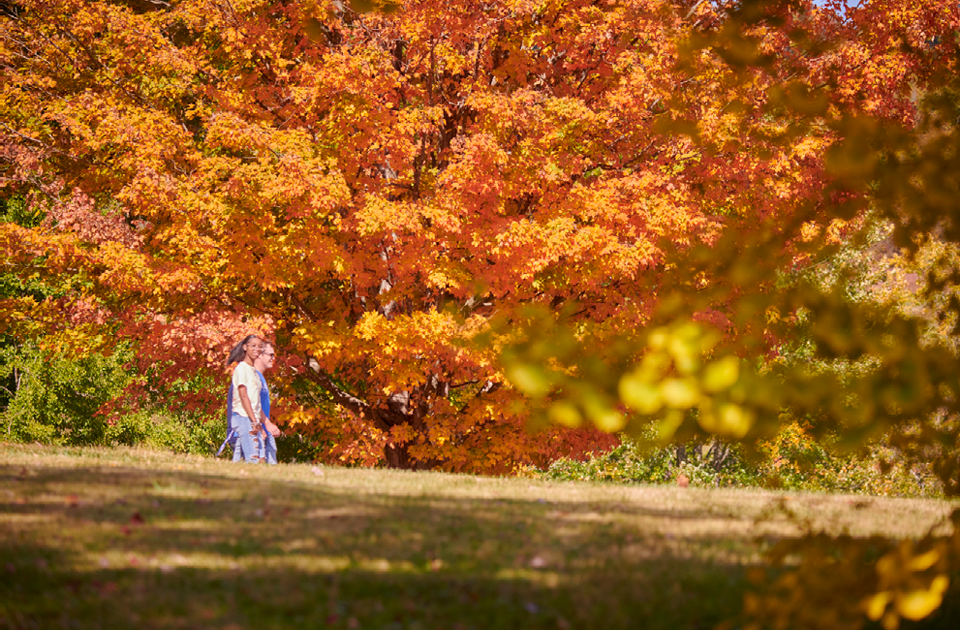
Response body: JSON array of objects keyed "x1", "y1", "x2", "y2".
[
  {"x1": 230, "y1": 412, "x2": 261, "y2": 463},
  {"x1": 260, "y1": 432, "x2": 277, "y2": 465}
]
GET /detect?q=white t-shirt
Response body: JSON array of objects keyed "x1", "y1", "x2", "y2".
[{"x1": 231, "y1": 361, "x2": 262, "y2": 420}]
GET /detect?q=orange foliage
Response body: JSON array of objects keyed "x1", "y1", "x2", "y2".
[{"x1": 3, "y1": 0, "x2": 958, "y2": 470}]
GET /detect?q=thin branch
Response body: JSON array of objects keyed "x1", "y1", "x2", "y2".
[{"x1": 685, "y1": 0, "x2": 710, "y2": 21}]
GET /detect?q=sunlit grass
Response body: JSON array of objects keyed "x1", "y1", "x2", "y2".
[{"x1": 1, "y1": 443, "x2": 956, "y2": 629}]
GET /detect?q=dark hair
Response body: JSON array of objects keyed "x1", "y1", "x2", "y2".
[{"x1": 226, "y1": 335, "x2": 260, "y2": 366}]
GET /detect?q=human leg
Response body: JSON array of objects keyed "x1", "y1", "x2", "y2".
[
  {"x1": 231, "y1": 413, "x2": 260, "y2": 463},
  {"x1": 263, "y1": 432, "x2": 277, "y2": 465},
  {"x1": 231, "y1": 425, "x2": 242, "y2": 461}
]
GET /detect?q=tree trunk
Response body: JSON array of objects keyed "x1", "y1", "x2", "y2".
[{"x1": 384, "y1": 440, "x2": 413, "y2": 469}]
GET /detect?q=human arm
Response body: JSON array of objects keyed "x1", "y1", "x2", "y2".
[
  {"x1": 236, "y1": 385, "x2": 260, "y2": 429},
  {"x1": 257, "y1": 372, "x2": 279, "y2": 436},
  {"x1": 259, "y1": 406, "x2": 280, "y2": 437},
  {"x1": 262, "y1": 416, "x2": 281, "y2": 437}
]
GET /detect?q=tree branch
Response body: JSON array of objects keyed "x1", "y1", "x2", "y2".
[{"x1": 302, "y1": 358, "x2": 378, "y2": 424}]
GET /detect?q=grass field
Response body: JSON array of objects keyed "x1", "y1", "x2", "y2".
[{"x1": 1, "y1": 443, "x2": 958, "y2": 630}]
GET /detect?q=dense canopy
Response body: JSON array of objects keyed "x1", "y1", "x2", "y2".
[{"x1": 3, "y1": 0, "x2": 960, "y2": 476}]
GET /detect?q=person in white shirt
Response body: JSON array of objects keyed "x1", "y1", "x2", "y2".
[{"x1": 225, "y1": 335, "x2": 263, "y2": 463}]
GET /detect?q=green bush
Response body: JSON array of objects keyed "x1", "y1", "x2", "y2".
[
  {"x1": 1, "y1": 339, "x2": 224, "y2": 455},
  {"x1": 105, "y1": 410, "x2": 223, "y2": 455},
  {"x1": 756, "y1": 422, "x2": 943, "y2": 497},
  {"x1": 534, "y1": 426, "x2": 941, "y2": 498},
  {"x1": 1, "y1": 340, "x2": 132, "y2": 444},
  {"x1": 537, "y1": 439, "x2": 763, "y2": 488}
]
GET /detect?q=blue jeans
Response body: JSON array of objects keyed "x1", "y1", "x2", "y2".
[
  {"x1": 230, "y1": 412, "x2": 261, "y2": 463},
  {"x1": 260, "y1": 431, "x2": 277, "y2": 465}
]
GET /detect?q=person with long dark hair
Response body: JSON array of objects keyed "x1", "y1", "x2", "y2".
[{"x1": 225, "y1": 335, "x2": 263, "y2": 463}]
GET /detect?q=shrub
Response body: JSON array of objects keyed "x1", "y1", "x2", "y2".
[
  {"x1": 537, "y1": 439, "x2": 763, "y2": 488},
  {"x1": 1, "y1": 340, "x2": 131, "y2": 445},
  {"x1": 533, "y1": 423, "x2": 941, "y2": 498}
]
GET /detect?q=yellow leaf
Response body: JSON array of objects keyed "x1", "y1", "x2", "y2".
[
  {"x1": 661, "y1": 378, "x2": 700, "y2": 409},
  {"x1": 863, "y1": 591, "x2": 892, "y2": 621},
  {"x1": 618, "y1": 373, "x2": 663, "y2": 414},
  {"x1": 583, "y1": 396, "x2": 626, "y2": 432},
  {"x1": 896, "y1": 589, "x2": 943, "y2": 621},
  {"x1": 548, "y1": 402, "x2": 582, "y2": 428},
  {"x1": 702, "y1": 355, "x2": 740, "y2": 393},
  {"x1": 648, "y1": 328, "x2": 669, "y2": 349},
  {"x1": 906, "y1": 548, "x2": 940, "y2": 572},
  {"x1": 658, "y1": 409, "x2": 685, "y2": 441},
  {"x1": 700, "y1": 402, "x2": 754, "y2": 438},
  {"x1": 506, "y1": 364, "x2": 551, "y2": 397},
  {"x1": 592, "y1": 408, "x2": 626, "y2": 433},
  {"x1": 717, "y1": 404, "x2": 754, "y2": 438},
  {"x1": 668, "y1": 326, "x2": 702, "y2": 374},
  {"x1": 930, "y1": 575, "x2": 949, "y2": 595}
]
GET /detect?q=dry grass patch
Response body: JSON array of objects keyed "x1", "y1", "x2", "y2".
[{"x1": 1, "y1": 443, "x2": 956, "y2": 629}]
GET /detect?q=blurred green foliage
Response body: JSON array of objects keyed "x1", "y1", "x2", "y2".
[{"x1": 501, "y1": 3, "x2": 960, "y2": 503}]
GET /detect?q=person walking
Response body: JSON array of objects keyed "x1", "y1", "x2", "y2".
[
  {"x1": 254, "y1": 341, "x2": 281, "y2": 464},
  {"x1": 225, "y1": 335, "x2": 263, "y2": 463}
]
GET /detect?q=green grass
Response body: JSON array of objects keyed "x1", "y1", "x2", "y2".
[{"x1": 1, "y1": 443, "x2": 957, "y2": 629}]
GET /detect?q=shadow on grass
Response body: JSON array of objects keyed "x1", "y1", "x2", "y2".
[{"x1": 1, "y1": 462, "x2": 957, "y2": 630}]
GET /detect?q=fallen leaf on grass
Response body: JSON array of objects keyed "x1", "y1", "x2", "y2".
[{"x1": 130, "y1": 512, "x2": 144, "y2": 525}]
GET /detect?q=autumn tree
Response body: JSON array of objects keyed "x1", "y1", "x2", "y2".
[
  {"x1": 3, "y1": 0, "x2": 958, "y2": 474},
  {"x1": 494, "y1": 2, "x2": 960, "y2": 627}
]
